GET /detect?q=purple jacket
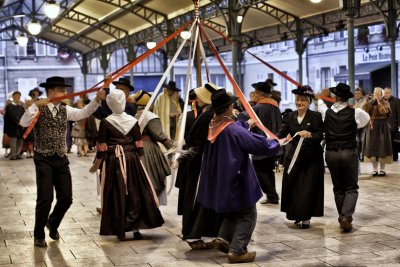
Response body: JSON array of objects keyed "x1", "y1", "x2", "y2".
[{"x1": 197, "y1": 123, "x2": 280, "y2": 213}]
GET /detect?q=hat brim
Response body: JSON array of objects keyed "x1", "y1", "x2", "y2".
[
  {"x1": 165, "y1": 85, "x2": 181, "y2": 92},
  {"x1": 291, "y1": 88, "x2": 315, "y2": 98},
  {"x1": 269, "y1": 82, "x2": 277, "y2": 86},
  {"x1": 112, "y1": 81, "x2": 134, "y2": 91},
  {"x1": 209, "y1": 96, "x2": 239, "y2": 112},
  {"x1": 251, "y1": 83, "x2": 272, "y2": 94},
  {"x1": 39, "y1": 82, "x2": 72, "y2": 88},
  {"x1": 329, "y1": 87, "x2": 354, "y2": 98}
]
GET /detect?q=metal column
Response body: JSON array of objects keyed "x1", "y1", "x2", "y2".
[
  {"x1": 81, "y1": 54, "x2": 88, "y2": 90},
  {"x1": 126, "y1": 44, "x2": 135, "y2": 86},
  {"x1": 295, "y1": 19, "x2": 305, "y2": 85}
]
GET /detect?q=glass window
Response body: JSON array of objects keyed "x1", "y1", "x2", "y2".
[
  {"x1": 47, "y1": 45, "x2": 57, "y2": 56},
  {"x1": 36, "y1": 42, "x2": 46, "y2": 56},
  {"x1": 0, "y1": 27, "x2": 5, "y2": 57},
  {"x1": 16, "y1": 45, "x2": 27, "y2": 57},
  {"x1": 175, "y1": 75, "x2": 186, "y2": 91},
  {"x1": 210, "y1": 74, "x2": 226, "y2": 88},
  {"x1": 321, "y1": 67, "x2": 331, "y2": 88}
]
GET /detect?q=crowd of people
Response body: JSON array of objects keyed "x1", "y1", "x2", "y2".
[{"x1": 1, "y1": 74, "x2": 400, "y2": 264}]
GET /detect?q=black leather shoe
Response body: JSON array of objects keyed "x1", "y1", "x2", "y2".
[
  {"x1": 34, "y1": 238, "x2": 47, "y2": 247},
  {"x1": 133, "y1": 231, "x2": 143, "y2": 240},
  {"x1": 260, "y1": 199, "x2": 279, "y2": 205},
  {"x1": 46, "y1": 223, "x2": 60, "y2": 240},
  {"x1": 340, "y1": 218, "x2": 353, "y2": 232},
  {"x1": 301, "y1": 223, "x2": 310, "y2": 229}
]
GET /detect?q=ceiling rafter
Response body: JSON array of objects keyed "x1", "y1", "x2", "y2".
[{"x1": 61, "y1": 9, "x2": 128, "y2": 46}]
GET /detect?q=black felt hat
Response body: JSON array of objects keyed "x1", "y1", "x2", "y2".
[
  {"x1": 28, "y1": 87, "x2": 43, "y2": 97},
  {"x1": 164, "y1": 81, "x2": 181, "y2": 92},
  {"x1": 209, "y1": 89, "x2": 238, "y2": 112},
  {"x1": 251, "y1": 82, "x2": 272, "y2": 94},
  {"x1": 292, "y1": 85, "x2": 315, "y2": 99},
  {"x1": 39, "y1": 76, "x2": 71, "y2": 88},
  {"x1": 112, "y1": 77, "x2": 134, "y2": 91},
  {"x1": 265, "y1": 78, "x2": 277, "y2": 86},
  {"x1": 329, "y1": 83, "x2": 354, "y2": 99}
]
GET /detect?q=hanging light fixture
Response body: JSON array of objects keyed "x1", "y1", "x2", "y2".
[
  {"x1": 310, "y1": 0, "x2": 322, "y2": 3},
  {"x1": 27, "y1": 19, "x2": 42, "y2": 35},
  {"x1": 146, "y1": 41, "x2": 156, "y2": 49},
  {"x1": 16, "y1": 33, "x2": 28, "y2": 46},
  {"x1": 180, "y1": 31, "x2": 191, "y2": 40},
  {"x1": 237, "y1": 15, "x2": 243, "y2": 23},
  {"x1": 44, "y1": 1, "x2": 60, "y2": 19}
]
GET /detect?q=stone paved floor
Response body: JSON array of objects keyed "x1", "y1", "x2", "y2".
[{"x1": 1, "y1": 151, "x2": 400, "y2": 267}]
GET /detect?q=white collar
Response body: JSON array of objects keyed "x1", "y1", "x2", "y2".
[
  {"x1": 106, "y1": 112, "x2": 137, "y2": 135},
  {"x1": 331, "y1": 101, "x2": 348, "y2": 113}
]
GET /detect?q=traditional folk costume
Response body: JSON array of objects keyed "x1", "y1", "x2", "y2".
[
  {"x1": 251, "y1": 82, "x2": 282, "y2": 204},
  {"x1": 19, "y1": 76, "x2": 101, "y2": 247},
  {"x1": 317, "y1": 83, "x2": 370, "y2": 232},
  {"x1": 363, "y1": 89, "x2": 393, "y2": 175},
  {"x1": 277, "y1": 86, "x2": 324, "y2": 228},
  {"x1": 133, "y1": 90, "x2": 172, "y2": 205},
  {"x1": 176, "y1": 83, "x2": 222, "y2": 248},
  {"x1": 95, "y1": 90, "x2": 164, "y2": 239},
  {"x1": 153, "y1": 81, "x2": 183, "y2": 140},
  {"x1": 197, "y1": 89, "x2": 280, "y2": 263}
]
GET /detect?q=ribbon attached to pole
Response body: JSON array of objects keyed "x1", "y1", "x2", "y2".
[
  {"x1": 23, "y1": 20, "x2": 194, "y2": 139},
  {"x1": 199, "y1": 24, "x2": 277, "y2": 139}
]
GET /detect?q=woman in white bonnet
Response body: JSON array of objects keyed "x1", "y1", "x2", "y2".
[
  {"x1": 363, "y1": 87, "x2": 393, "y2": 176},
  {"x1": 90, "y1": 89, "x2": 164, "y2": 240}
]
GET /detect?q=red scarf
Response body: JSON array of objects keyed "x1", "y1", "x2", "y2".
[
  {"x1": 208, "y1": 115, "x2": 235, "y2": 144},
  {"x1": 257, "y1": 98, "x2": 279, "y2": 108}
]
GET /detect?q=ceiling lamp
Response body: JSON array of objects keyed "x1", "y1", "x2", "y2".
[
  {"x1": 310, "y1": 0, "x2": 322, "y2": 3},
  {"x1": 44, "y1": 1, "x2": 60, "y2": 19},
  {"x1": 180, "y1": 31, "x2": 191, "y2": 40},
  {"x1": 146, "y1": 41, "x2": 156, "y2": 49},
  {"x1": 27, "y1": 19, "x2": 42, "y2": 35},
  {"x1": 16, "y1": 33, "x2": 28, "y2": 46},
  {"x1": 237, "y1": 15, "x2": 243, "y2": 23}
]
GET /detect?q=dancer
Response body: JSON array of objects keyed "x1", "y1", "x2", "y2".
[{"x1": 90, "y1": 89, "x2": 164, "y2": 240}]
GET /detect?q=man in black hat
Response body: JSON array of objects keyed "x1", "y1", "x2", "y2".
[
  {"x1": 28, "y1": 87, "x2": 43, "y2": 101},
  {"x1": 251, "y1": 81, "x2": 282, "y2": 205},
  {"x1": 317, "y1": 83, "x2": 370, "y2": 232},
  {"x1": 20, "y1": 76, "x2": 106, "y2": 247},
  {"x1": 94, "y1": 76, "x2": 137, "y2": 119},
  {"x1": 196, "y1": 89, "x2": 280, "y2": 263},
  {"x1": 153, "y1": 81, "x2": 183, "y2": 140}
]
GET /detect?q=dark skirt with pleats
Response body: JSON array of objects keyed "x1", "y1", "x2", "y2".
[{"x1": 100, "y1": 149, "x2": 164, "y2": 237}]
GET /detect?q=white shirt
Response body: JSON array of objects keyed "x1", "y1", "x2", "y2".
[
  {"x1": 317, "y1": 99, "x2": 370, "y2": 129},
  {"x1": 20, "y1": 100, "x2": 100, "y2": 127}
]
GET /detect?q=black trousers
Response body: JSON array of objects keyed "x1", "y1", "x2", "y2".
[
  {"x1": 33, "y1": 153, "x2": 73, "y2": 239},
  {"x1": 252, "y1": 157, "x2": 279, "y2": 201},
  {"x1": 325, "y1": 148, "x2": 359, "y2": 223}
]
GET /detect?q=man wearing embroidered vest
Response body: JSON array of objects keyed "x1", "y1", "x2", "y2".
[
  {"x1": 317, "y1": 83, "x2": 370, "y2": 232},
  {"x1": 20, "y1": 76, "x2": 105, "y2": 247},
  {"x1": 251, "y1": 81, "x2": 282, "y2": 205},
  {"x1": 197, "y1": 89, "x2": 280, "y2": 263}
]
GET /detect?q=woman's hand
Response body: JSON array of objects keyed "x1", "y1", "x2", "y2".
[
  {"x1": 171, "y1": 161, "x2": 179, "y2": 170},
  {"x1": 297, "y1": 130, "x2": 312, "y2": 138},
  {"x1": 89, "y1": 159, "x2": 101, "y2": 173}
]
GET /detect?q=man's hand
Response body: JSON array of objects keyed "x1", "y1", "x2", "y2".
[
  {"x1": 104, "y1": 73, "x2": 112, "y2": 88},
  {"x1": 95, "y1": 90, "x2": 106, "y2": 103},
  {"x1": 35, "y1": 98, "x2": 49, "y2": 107},
  {"x1": 171, "y1": 161, "x2": 179, "y2": 170},
  {"x1": 247, "y1": 119, "x2": 256, "y2": 128}
]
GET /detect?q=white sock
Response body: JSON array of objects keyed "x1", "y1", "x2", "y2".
[
  {"x1": 380, "y1": 162, "x2": 385, "y2": 172},
  {"x1": 372, "y1": 161, "x2": 378, "y2": 172}
]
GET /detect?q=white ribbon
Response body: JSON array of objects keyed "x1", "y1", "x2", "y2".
[
  {"x1": 168, "y1": 20, "x2": 200, "y2": 195},
  {"x1": 287, "y1": 136, "x2": 304, "y2": 174}
]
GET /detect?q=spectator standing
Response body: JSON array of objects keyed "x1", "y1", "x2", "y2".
[
  {"x1": 5, "y1": 91, "x2": 25, "y2": 160},
  {"x1": 71, "y1": 100, "x2": 89, "y2": 157},
  {"x1": 363, "y1": 87, "x2": 393, "y2": 176},
  {"x1": 384, "y1": 87, "x2": 400, "y2": 161}
]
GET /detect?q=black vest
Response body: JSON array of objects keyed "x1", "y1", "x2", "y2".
[
  {"x1": 34, "y1": 104, "x2": 67, "y2": 157},
  {"x1": 325, "y1": 106, "x2": 357, "y2": 151}
]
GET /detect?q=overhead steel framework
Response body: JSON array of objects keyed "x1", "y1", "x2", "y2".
[{"x1": 0, "y1": 0, "x2": 399, "y2": 90}]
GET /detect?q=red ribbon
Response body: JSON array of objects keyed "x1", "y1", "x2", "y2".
[
  {"x1": 199, "y1": 24, "x2": 277, "y2": 139},
  {"x1": 201, "y1": 21, "x2": 335, "y2": 105},
  {"x1": 23, "y1": 20, "x2": 194, "y2": 139}
]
